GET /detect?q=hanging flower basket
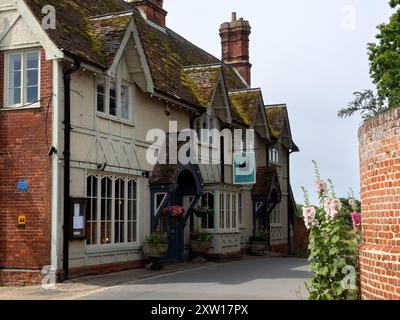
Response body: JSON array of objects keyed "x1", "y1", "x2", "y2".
[
  {"x1": 162, "y1": 206, "x2": 185, "y2": 219},
  {"x1": 192, "y1": 206, "x2": 213, "y2": 218}
]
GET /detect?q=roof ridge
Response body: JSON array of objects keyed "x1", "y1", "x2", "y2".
[
  {"x1": 265, "y1": 104, "x2": 287, "y2": 108},
  {"x1": 183, "y1": 63, "x2": 222, "y2": 70},
  {"x1": 89, "y1": 10, "x2": 134, "y2": 21},
  {"x1": 228, "y1": 88, "x2": 262, "y2": 94}
]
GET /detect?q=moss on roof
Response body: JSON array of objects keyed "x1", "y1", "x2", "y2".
[
  {"x1": 228, "y1": 90, "x2": 261, "y2": 126},
  {"x1": 265, "y1": 106, "x2": 286, "y2": 139},
  {"x1": 183, "y1": 66, "x2": 221, "y2": 107},
  {"x1": 24, "y1": 0, "x2": 248, "y2": 108}
]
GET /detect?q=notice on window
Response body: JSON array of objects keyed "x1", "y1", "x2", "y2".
[{"x1": 73, "y1": 203, "x2": 83, "y2": 229}]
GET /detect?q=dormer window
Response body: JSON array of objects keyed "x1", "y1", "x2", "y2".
[
  {"x1": 96, "y1": 75, "x2": 131, "y2": 121},
  {"x1": 194, "y1": 114, "x2": 215, "y2": 144},
  {"x1": 269, "y1": 145, "x2": 279, "y2": 165}
]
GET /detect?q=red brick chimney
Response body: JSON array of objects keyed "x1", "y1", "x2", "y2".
[
  {"x1": 128, "y1": 0, "x2": 167, "y2": 28},
  {"x1": 219, "y1": 12, "x2": 252, "y2": 86}
]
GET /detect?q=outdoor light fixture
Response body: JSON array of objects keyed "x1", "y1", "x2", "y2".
[{"x1": 97, "y1": 162, "x2": 107, "y2": 171}]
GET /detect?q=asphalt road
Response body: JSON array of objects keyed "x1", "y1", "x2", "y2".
[{"x1": 79, "y1": 257, "x2": 310, "y2": 300}]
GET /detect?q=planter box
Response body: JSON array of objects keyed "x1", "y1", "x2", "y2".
[
  {"x1": 250, "y1": 241, "x2": 267, "y2": 256},
  {"x1": 191, "y1": 240, "x2": 211, "y2": 254},
  {"x1": 143, "y1": 243, "x2": 168, "y2": 258}
]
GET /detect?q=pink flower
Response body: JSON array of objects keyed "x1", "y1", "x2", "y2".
[
  {"x1": 324, "y1": 198, "x2": 341, "y2": 221},
  {"x1": 303, "y1": 207, "x2": 318, "y2": 229},
  {"x1": 315, "y1": 180, "x2": 328, "y2": 195},
  {"x1": 351, "y1": 212, "x2": 362, "y2": 229}
]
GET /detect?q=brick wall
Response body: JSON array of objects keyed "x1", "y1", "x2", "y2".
[
  {"x1": 0, "y1": 49, "x2": 53, "y2": 285},
  {"x1": 293, "y1": 217, "x2": 309, "y2": 256},
  {"x1": 359, "y1": 107, "x2": 400, "y2": 300}
]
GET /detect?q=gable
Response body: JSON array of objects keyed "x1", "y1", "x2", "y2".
[{"x1": 0, "y1": 4, "x2": 39, "y2": 50}]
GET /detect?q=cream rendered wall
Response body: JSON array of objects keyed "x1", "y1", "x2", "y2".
[{"x1": 271, "y1": 143, "x2": 290, "y2": 245}]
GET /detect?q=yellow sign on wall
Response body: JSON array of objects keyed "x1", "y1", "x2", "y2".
[{"x1": 18, "y1": 215, "x2": 26, "y2": 227}]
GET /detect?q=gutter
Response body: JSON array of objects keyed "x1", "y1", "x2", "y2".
[{"x1": 62, "y1": 59, "x2": 81, "y2": 280}]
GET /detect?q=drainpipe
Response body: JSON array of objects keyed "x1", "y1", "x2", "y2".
[
  {"x1": 62, "y1": 59, "x2": 81, "y2": 280},
  {"x1": 287, "y1": 149, "x2": 294, "y2": 255}
]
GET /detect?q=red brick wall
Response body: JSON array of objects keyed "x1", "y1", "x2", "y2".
[
  {"x1": 0, "y1": 49, "x2": 53, "y2": 285},
  {"x1": 220, "y1": 19, "x2": 252, "y2": 85},
  {"x1": 293, "y1": 217, "x2": 309, "y2": 256},
  {"x1": 359, "y1": 107, "x2": 400, "y2": 300}
]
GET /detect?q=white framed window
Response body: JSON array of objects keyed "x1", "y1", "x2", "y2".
[
  {"x1": 86, "y1": 174, "x2": 138, "y2": 246},
  {"x1": 194, "y1": 114, "x2": 216, "y2": 144},
  {"x1": 5, "y1": 50, "x2": 40, "y2": 108},
  {"x1": 200, "y1": 192, "x2": 214, "y2": 230},
  {"x1": 121, "y1": 84, "x2": 129, "y2": 120},
  {"x1": 218, "y1": 191, "x2": 239, "y2": 232},
  {"x1": 219, "y1": 193, "x2": 225, "y2": 229},
  {"x1": 269, "y1": 145, "x2": 279, "y2": 164},
  {"x1": 95, "y1": 76, "x2": 132, "y2": 121},
  {"x1": 238, "y1": 193, "x2": 243, "y2": 227}
]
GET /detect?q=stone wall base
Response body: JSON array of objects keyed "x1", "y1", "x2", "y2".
[{"x1": 0, "y1": 269, "x2": 43, "y2": 286}]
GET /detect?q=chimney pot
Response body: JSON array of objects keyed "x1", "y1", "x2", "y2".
[
  {"x1": 219, "y1": 13, "x2": 252, "y2": 86},
  {"x1": 231, "y1": 12, "x2": 237, "y2": 22}
]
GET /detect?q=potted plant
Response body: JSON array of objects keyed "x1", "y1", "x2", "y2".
[
  {"x1": 191, "y1": 229, "x2": 213, "y2": 262},
  {"x1": 249, "y1": 221, "x2": 268, "y2": 256},
  {"x1": 192, "y1": 205, "x2": 213, "y2": 219},
  {"x1": 143, "y1": 231, "x2": 169, "y2": 270}
]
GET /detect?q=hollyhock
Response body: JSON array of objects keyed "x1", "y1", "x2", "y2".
[
  {"x1": 349, "y1": 198, "x2": 357, "y2": 211},
  {"x1": 314, "y1": 180, "x2": 328, "y2": 195},
  {"x1": 351, "y1": 212, "x2": 362, "y2": 229},
  {"x1": 324, "y1": 198, "x2": 342, "y2": 221},
  {"x1": 303, "y1": 206, "x2": 318, "y2": 229}
]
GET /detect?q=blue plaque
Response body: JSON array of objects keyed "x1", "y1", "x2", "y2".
[{"x1": 17, "y1": 179, "x2": 29, "y2": 193}]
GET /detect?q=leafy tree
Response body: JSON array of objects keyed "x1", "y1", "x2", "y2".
[{"x1": 339, "y1": 1, "x2": 400, "y2": 119}]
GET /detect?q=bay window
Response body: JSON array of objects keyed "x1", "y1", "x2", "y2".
[
  {"x1": 86, "y1": 174, "x2": 138, "y2": 246},
  {"x1": 6, "y1": 50, "x2": 40, "y2": 108}
]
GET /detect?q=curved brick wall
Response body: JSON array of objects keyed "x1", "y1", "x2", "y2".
[{"x1": 359, "y1": 107, "x2": 400, "y2": 300}]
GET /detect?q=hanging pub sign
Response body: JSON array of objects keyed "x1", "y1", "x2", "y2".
[
  {"x1": 70, "y1": 198, "x2": 87, "y2": 240},
  {"x1": 233, "y1": 152, "x2": 256, "y2": 185}
]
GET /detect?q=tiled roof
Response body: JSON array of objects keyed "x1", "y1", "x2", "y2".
[
  {"x1": 183, "y1": 64, "x2": 221, "y2": 107},
  {"x1": 24, "y1": 0, "x2": 132, "y2": 67},
  {"x1": 24, "y1": 0, "x2": 247, "y2": 108},
  {"x1": 265, "y1": 104, "x2": 299, "y2": 151},
  {"x1": 252, "y1": 166, "x2": 280, "y2": 197},
  {"x1": 228, "y1": 89, "x2": 262, "y2": 126}
]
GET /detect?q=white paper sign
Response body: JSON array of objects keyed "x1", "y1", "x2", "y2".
[{"x1": 73, "y1": 216, "x2": 84, "y2": 230}]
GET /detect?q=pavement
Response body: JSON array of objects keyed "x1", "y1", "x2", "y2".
[{"x1": 0, "y1": 256, "x2": 311, "y2": 300}]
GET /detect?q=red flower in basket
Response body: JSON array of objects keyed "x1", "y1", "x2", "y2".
[{"x1": 162, "y1": 206, "x2": 185, "y2": 218}]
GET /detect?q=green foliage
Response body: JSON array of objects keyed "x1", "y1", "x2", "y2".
[
  {"x1": 191, "y1": 229, "x2": 213, "y2": 242},
  {"x1": 302, "y1": 163, "x2": 361, "y2": 300},
  {"x1": 339, "y1": 1, "x2": 400, "y2": 119},
  {"x1": 250, "y1": 218, "x2": 268, "y2": 242},
  {"x1": 144, "y1": 232, "x2": 169, "y2": 245}
]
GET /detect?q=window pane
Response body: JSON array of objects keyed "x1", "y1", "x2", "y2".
[
  {"x1": 226, "y1": 194, "x2": 231, "y2": 228},
  {"x1": 8, "y1": 54, "x2": 22, "y2": 105},
  {"x1": 238, "y1": 194, "x2": 243, "y2": 225},
  {"x1": 27, "y1": 86, "x2": 38, "y2": 103},
  {"x1": 219, "y1": 193, "x2": 224, "y2": 229},
  {"x1": 121, "y1": 85, "x2": 129, "y2": 120},
  {"x1": 26, "y1": 52, "x2": 39, "y2": 69},
  {"x1": 109, "y1": 80, "x2": 117, "y2": 116}
]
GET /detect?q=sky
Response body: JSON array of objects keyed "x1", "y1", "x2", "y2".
[{"x1": 162, "y1": 0, "x2": 393, "y2": 203}]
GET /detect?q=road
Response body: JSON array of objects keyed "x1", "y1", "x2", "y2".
[{"x1": 79, "y1": 257, "x2": 310, "y2": 300}]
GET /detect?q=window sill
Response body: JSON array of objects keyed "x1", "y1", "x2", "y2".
[
  {"x1": 1, "y1": 103, "x2": 41, "y2": 111},
  {"x1": 96, "y1": 112, "x2": 135, "y2": 127},
  {"x1": 85, "y1": 243, "x2": 142, "y2": 254}
]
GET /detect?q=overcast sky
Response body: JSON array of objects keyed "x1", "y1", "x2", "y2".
[{"x1": 163, "y1": 0, "x2": 393, "y2": 203}]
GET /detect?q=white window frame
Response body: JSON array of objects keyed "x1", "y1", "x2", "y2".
[
  {"x1": 216, "y1": 191, "x2": 239, "y2": 233},
  {"x1": 4, "y1": 49, "x2": 41, "y2": 109},
  {"x1": 95, "y1": 75, "x2": 132, "y2": 123},
  {"x1": 85, "y1": 173, "x2": 139, "y2": 250},
  {"x1": 269, "y1": 145, "x2": 280, "y2": 165},
  {"x1": 197, "y1": 191, "x2": 215, "y2": 232}
]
